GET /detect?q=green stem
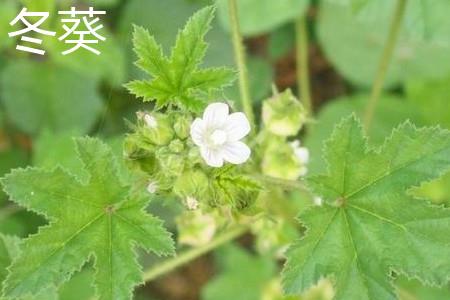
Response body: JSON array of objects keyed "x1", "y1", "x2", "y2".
[
  {"x1": 143, "y1": 225, "x2": 249, "y2": 282},
  {"x1": 363, "y1": 0, "x2": 407, "y2": 130},
  {"x1": 252, "y1": 174, "x2": 307, "y2": 191},
  {"x1": 295, "y1": 15, "x2": 312, "y2": 116},
  {"x1": 228, "y1": 0, "x2": 254, "y2": 125}
]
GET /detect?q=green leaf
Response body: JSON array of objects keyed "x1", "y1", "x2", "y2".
[
  {"x1": 0, "y1": 60, "x2": 103, "y2": 135},
  {"x1": 125, "y1": 6, "x2": 235, "y2": 112},
  {"x1": 396, "y1": 276, "x2": 450, "y2": 300},
  {"x1": 318, "y1": 0, "x2": 450, "y2": 87},
  {"x1": 0, "y1": 234, "x2": 58, "y2": 300},
  {"x1": 216, "y1": 0, "x2": 309, "y2": 37},
  {"x1": 202, "y1": 244, "x2": 275, "y2": 300},
  {"x1": 283, "y1": 116, "x2": 450, "y2": 299},
  {"x1": 1, "y1": 137, "x2": 174, "y2": 299},
  {"x1": 0, "y1": 234, "x2": 20, "y2": 283},
  {"x1": 119, "y1": 0, "x2": 234, "y2": 71},
  {"x1": 304, "y1": 94, "x2": 423, "y2": 175}
]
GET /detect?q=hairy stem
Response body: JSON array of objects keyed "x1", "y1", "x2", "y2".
[
  {"x1": 143, "y1": 225, "x2": 249, "y2": 282},
  {"x1": 295, "y1": 15, "x2": 312, "y2": 116},
  {"x1": 228, "y1": 0, "x2": 254, "y2": 125},
  {"x1": 363, "y1": 0, "x2": 407, "y2": 130}
]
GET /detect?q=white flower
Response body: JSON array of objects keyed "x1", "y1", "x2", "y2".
[
  {"x1": 290, "y1": 140, "x2": 309, "y2": 176},
  {"x1": 190, "y1": 102, "x2": 251, "y2": 168},
  {"x1": 146, "y1": 181, "x2": 158, "y2": 194},
  {"x1": 185, "y1": 196, "x2": 199, "y2": 210}
]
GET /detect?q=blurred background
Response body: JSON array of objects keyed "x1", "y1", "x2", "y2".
[{"x1": 1, "y1": 0, "x2": 450, "y2": 299}]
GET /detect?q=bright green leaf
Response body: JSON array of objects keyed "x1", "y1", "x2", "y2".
[
  {"x1": 125, "y1": 6, "x2": 235, "y2": 112},
  {"x1": 304, "y1": 94, "x2": 423, "y2": 175},
  {"x1": 1, "y1": 137, "x2": 174, "y2": 299},
  {"x1": 283, "y1": 116, "x2": 450, "y2": 299},
  {"x1": 0, "y1": 234, "x2": 58, "y2": 300}
]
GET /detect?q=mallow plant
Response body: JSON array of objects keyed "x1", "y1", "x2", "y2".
[{"x1": 1, "y1": 1, "x2": 450, "y2": 300}]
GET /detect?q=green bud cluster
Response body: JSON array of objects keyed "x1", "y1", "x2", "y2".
[
  {"x1": 124, "y1": 111, "x2": 198, "y2": 193},
  {"x1": 125, "y1": 112, "x2": 261, "y2": 213},
  {"x1": 262, "y1": 89, "x2": 307, "y2": 137},
  {"x1": 259, "y1": 89, "x2": 309, "y2": 180}
]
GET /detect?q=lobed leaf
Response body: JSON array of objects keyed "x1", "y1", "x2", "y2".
[
  {"x1": 1, "y1": 138, "x2": 174, "y2": 300},
  {"x1": 125, "y1": 6, "x2": 235, "y2": 112},
  {"x1": 282, "y1": 116, "x2": 450, "y2": 300}
]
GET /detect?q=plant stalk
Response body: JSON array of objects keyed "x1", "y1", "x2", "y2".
[
  {"x1": 363, "y1": 0, "x2": 407, "y2": 130},
  {"x1": 143, "y1": 225, "x2": 249, "y2": 282},
  {"x1": 252, "y1": 174, "x2": 307, "y2": 191},
  {"x1": 295, "y1": 15, "x2": 312, "y2": 117},
  {"x1": 227, "y1": 0, "x2": 254, "y2": 125}
]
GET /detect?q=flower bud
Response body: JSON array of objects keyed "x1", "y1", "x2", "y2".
[
  {"x1": 173, "y1": 114, "x2": 193, "y2": 139},
  {"x1": 176, "y1": 210, "x2": 217, "y2": 247},
  {"x1": 158, "y1": 153, "x2": 184, "y2": 178},
  {"x1": 168, "y1": 139, "x2": 185, "y2": 153},
  {"x1": 262, "y1": 142, "x2": 302, "y2": 180},
  {"x1": 140, "y1": 112, "x2": 174, "y2": 146},
  {"x1": 123, "y1": 135, "x2": 158, "y2": 174},
  {"x1": 262, "y1": 89, "x2": 306, "y2": 136},
  {"x1": 173, "y1": 170, "x2": 209, "y2": 202}
]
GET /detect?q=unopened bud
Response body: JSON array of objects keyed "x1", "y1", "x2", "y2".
[
  {"x1": 262, "y1": 89, "x2": 306, "y2": 136},
  {"x1": 173, "y1": 114, "x2": 193, "y2": 139},
  {"x1": 141, "y1": 113, "x2": 174, "y2": 146}
]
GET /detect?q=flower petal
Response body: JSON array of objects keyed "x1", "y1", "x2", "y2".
[
  {"x1": 295, "y1": 147, "x2": 309, "y2": 164},
  {"x1": 203, "y1": 102, "x2": 229, "y2": 127},
  {"x1": 225, "y1": 112, "x2": 251, "y2": 142},
  {"x1": 190, "y1": 118, "x2": 206, "y2": 146},
  {"x1": 222, "y1": 141, "x2": 251, "y2": 165},
  {"x1": 200, "y1": 146, "x2": 224, "y2": 168}
]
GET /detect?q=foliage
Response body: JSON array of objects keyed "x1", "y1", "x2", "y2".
[
  {"x1": 0, "y1": 61, "x2": 103, "y2": 135},
  {"x1": 125, "y1": 6, "x2": 235, "y2": 112},
  {"x1": 283, "y1": 116, "x2": 450, "y2": 299},
  {"x1": 318, "y1": 0, "x2": 450, "y2": 87},
  {"x1": 1, "y1": 1, "x2": 450, "y2": 299},
  {"x1": 1, "y1": 138, "x2": 174, "y2": 299}
]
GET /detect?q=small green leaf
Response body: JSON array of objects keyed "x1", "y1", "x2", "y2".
[
  {"x1": 1, "y1": 138, "x2": 174, "y2": 299},
  {"x1": 125, "y1": 6, "x2": 235, "y2": 111},
  {"x1": 283, "y1": 116, "x2": 450, "y2": 299}
]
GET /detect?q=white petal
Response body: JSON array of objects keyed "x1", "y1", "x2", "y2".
[
  {"x1": 225, "y1": 112, "x2": 251, "y2": 142},
  {"x1": 222, "y1": 141, "x2": 251, "y2": 164},
  {"x1": 190, "y1": 118, "x2": 206, "y2": 146},
  {"x1": 290, "y1": 140, "x2": 301, "y2": 149},
  {"x1": 295, "y1": 147, "x2": 309, "y2": 164},
  {"x1": 200, "y1": 146, "x2": 224, "y2": 167},
  {"x1": 203, "y1": 102, "x2": 229, "y2": 127}
]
